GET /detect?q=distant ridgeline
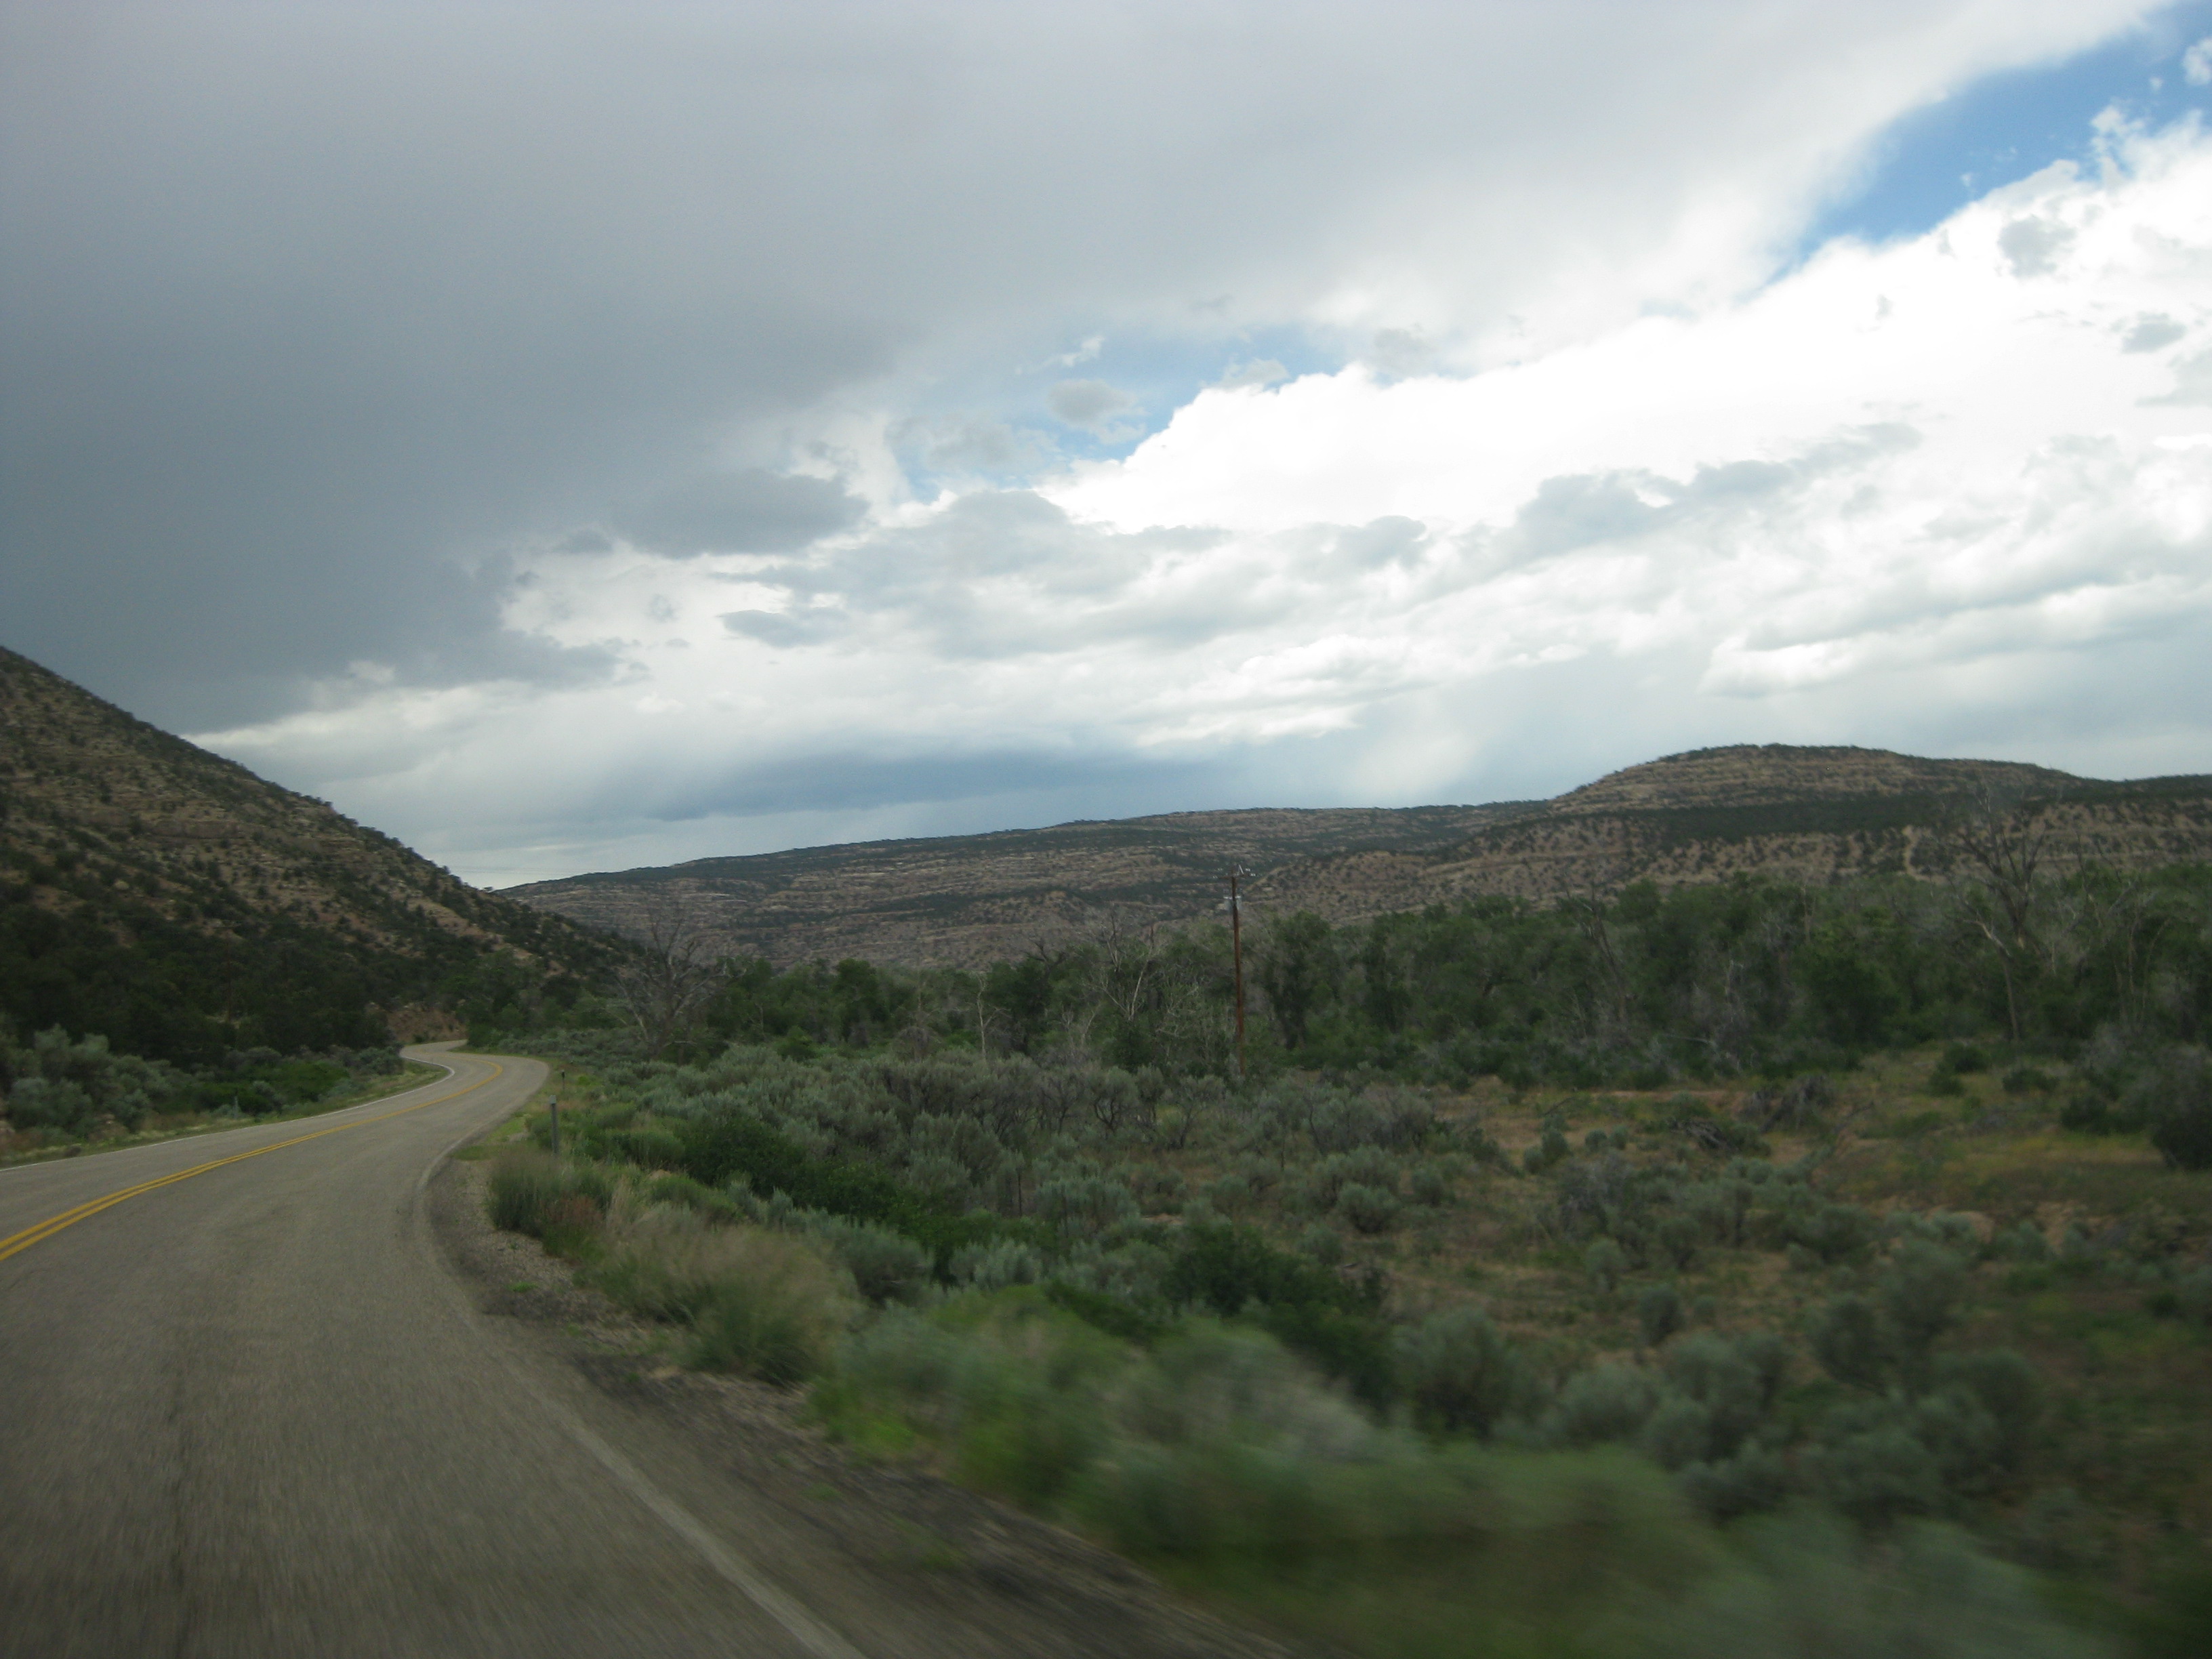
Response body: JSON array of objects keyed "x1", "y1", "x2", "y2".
[
  {"x1": 0, "y1": 645, "x2": 628, "y2": 1065},
  {"x1": 507, "y1": 744, "x2": 2212, "y2": 971}
]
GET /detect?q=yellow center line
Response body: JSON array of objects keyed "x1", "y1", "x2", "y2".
[{"x1": 0, "y1": 1060, "x2": 506, "y2": 1265}]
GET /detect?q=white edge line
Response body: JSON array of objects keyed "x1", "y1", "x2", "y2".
[{"x1": 411, "y1": 1065, "x2": 868, "y2": 1659}]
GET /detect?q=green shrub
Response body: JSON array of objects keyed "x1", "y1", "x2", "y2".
[
  {"x1": 1808, "y1": 1293, "x2": 1889, "y2": 1391},
  {"x1": 1675, "y1": 1446, "x2": 1793, "y2": 1521},
  {"x1": 2059, "y1": 1090, "x2": 2139, "y2": 1135},
  {"x1": 1307, "y1": 1145, "x2": 1398, "y2": 1208},
  {"x1": 1298, "y1": 1223, "x2": 1345, "y2": 1266},
  {"x1": 1542, "y1": 1364, "x2": 1661, "y2": 1448},
  {"x1": 644, "y1": 1171, "x2": 745, "y2": 1223},
  {"x1": 1639, "y1": 1284, "x2": 1685, "y2": 1348},
  {"x1": 595, "y1": 1124, "x2": 686, "y2": 1167},
  {"x1": 1257, "y1": 1298, "x2": 1395, "y2": 1408},
  {"x1": 1038, "y1": 1172, "x2": 1143, "y2": 1241},
  {"x1": 676, "y1": 1107, "x2": 1008, "y2": 1264},
  {"x1": 1044, "y1": 1280, "x2": 1168, "y2": 1345},
  {"x1": 1584, "y1": 1236, "x2": 1629, "y2": 1292},
  {"x1": 1635, "y1": 1334, "x2": 1788, "y2": 1488},
  {"x1": 264, "y1": 1057, "x2": 347, "y2": 1103},
  {"x1": 1337, "y1": 1182, "x2": 1401, "y2": 1235},
  {"x1": 1687, "y1": 1179, "x2": 1756, "y2": 1248},
  {"x1": 588, "y1": 1206, "x2": 851, "y2": 1384},
  {"x1": 1078, "y1": 1433, "x2": 1725, "y2": 1650},
  {"x1": 1931, "y1": 1349, "x2": 2039, "y2": 1473},
  {"x1": 1879, "y1": 1241, "x2": 1968, "y2": 1362},
  {"x1": 949, "y1": 1237, "x2": 1044, "y2": 1292},
  {"x1": 1662, "y1": 1333, "x2": 1786, "y2": 1454},
  {"x1": 2137, "y1": 1046, "x2": 2212, "y2": 1170},
  {"x1": 1162, "y1": 1221, "x2": 1388, "y2": 1393},
  {"x1": 1940, "y1": 1043, "x2": 1990, "y2": 1076},
  {"x1": 1991, "y1": 1219, "x2": 2049, "y2": 1263},
  {"x1": 5, "y1": 1076, "x2": 96, "y2": 1132},
  {"x1": 1778, "y1": 1199, "x2": 1882, "y2": 1265},
  {"x1": 1406, "y1": 1160, "x2": 1456, "y2": 1208},
  {"x1": 1394, "y1": 1308, "x2": 1532, "y2": 1439},
  {"x1": 805, "y1": 1215, "x2": 935, "y2": 1303},
  {"x1": 1805, "y1": 1403, "x2": 1947, "y2": 1524},
  {"x1": 488, "y1": 1151, "x2": 564, "y2": 1234},
  {"x1": 1657, "y1": 1213, "x2": 1704, "y2": 1271},
  {"x1": 816, "y1": 1292, "x2": 1126, "y2": 1507},
  {"x1": 1522, "y1": 1128, "x2": 1572, "y2": 1173},
  {"x1": 1641, "y1": 1511, "x2": 2108, "y2": 1658},
  {"x1": 487, "y1": 1149, "x2": 613, "y2": 1245}
]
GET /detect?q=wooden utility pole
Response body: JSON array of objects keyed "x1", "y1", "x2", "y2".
[{"x1": 1227, "y1": 867, "x2": 1248, "y2": 1080}]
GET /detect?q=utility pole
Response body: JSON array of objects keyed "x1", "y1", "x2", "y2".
[{"x1": 1227, "y1": 866, "x2": 1249, "y2": 1082}]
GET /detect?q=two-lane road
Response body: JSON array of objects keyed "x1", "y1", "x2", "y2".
[{"x1": 0, "y1": 1046, "x2": 867, "y2": 1658}]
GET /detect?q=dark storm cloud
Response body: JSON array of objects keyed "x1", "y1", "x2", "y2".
[
  {"x1": 0, "y1": 1, "x2": 2137, "y2": 741},
  {"x1": 0, "y1": 6, "x2": 896, "y2": 727}
]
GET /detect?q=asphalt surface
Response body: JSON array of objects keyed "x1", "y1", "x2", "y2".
[{"x1": 0, "y1": 1046, "x2": 890, "y2": 1658}]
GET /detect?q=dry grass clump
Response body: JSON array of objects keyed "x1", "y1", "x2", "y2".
[{"x1": 586, "y1": 1189, "x2": 856, "y2": 1383}]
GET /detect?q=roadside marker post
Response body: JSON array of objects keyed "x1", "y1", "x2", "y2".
[{"x1": 548, "y1": 1097, "x2": 560, "y2": 1158}]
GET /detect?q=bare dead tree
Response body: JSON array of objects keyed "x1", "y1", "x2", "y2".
[
  {"x1": 613, "y1": 893, "x2": 722, "y2": 1061},
  {"x1": 1562, "y1": 892, "x2": 1633, "y2": 1035},
  {"x1": 1940, "y1": 786, "x2": 2057, "y2": 1042}
]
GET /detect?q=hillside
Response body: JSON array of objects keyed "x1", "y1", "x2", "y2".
[
  {"x1": 1259, "y1": 744, "x2": 2212, "y2": 919},
  {"x1": 0, "y1": 644, "x2": 626, "y2": 1061},
  {"x1": 508, "y1": 744, "x2": 2212, "y2": 968},
  {"x1": 506, "y1": 802, "x2": 1532, "y2": 970}
]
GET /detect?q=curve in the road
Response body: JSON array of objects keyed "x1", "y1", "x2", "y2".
[
  {"x1": 0, "y1": 1045, "x2": 1271, "y2": 1659},
  {"x1": 0, "y1": 1057, "x2": 495, "y2": 1264}
]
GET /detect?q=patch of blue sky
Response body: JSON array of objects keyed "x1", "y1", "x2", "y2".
[
  {"x1": 1806, "y1": 0, "x2": 2212, "y2": 251},
  {"x1": 893, "y1": 321, "x2": 1339, "y2": 494}
]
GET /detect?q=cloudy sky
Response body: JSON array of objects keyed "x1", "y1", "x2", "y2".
[{"x1": 5, "y1": 1, "x2": 2212, "y2": 887}]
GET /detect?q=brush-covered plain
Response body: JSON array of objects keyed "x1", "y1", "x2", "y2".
[{"x1": 483, "y1": 1027, "x2": 2211, "y2": 1659}]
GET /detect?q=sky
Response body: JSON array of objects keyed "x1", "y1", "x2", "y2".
[{"x1": 4, "y1": 1, "x2": 2211, "y2": 888}]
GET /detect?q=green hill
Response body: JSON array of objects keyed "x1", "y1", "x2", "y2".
[{"x1": 0, "y1": 644, "x2": 626, "y2": 1064}]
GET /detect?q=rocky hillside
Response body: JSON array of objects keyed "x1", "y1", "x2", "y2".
[
  {"x1": 1258, "y1": 745, "x2": 2212, "y2": 918},
  {"x1": 508, "y1": 744, "x2": 2212, "y2": 969},
  {"x1": 0, "y1": 644, "x2": 626, "y2": 1061}
]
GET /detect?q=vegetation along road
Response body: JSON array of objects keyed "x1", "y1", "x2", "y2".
[{"x1": 0, "y1": 1043, "x2": 1195, "y2": 1659}]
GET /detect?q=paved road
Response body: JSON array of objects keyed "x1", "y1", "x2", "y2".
[{"x1": 0, "y1": 1047, "x2": 890, "y2": 1658}]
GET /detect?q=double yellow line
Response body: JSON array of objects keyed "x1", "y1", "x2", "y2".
[{"x1": 0, "y1": 1060, "x2": 503, "y2": 1265}]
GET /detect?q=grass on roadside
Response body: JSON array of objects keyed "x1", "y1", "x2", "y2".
[{"x1": 486, "y1": 1147, "x2": 855, "y2": 1382}]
